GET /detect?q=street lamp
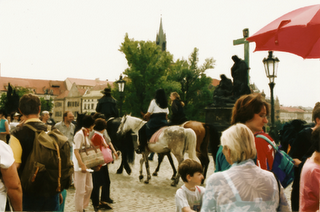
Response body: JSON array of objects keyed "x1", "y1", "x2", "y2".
[
  {"x1": 263, "y1": 51, "x2": 280, "y2": 139},
  {"x1": 116, "y1": 75, "x2": 126, "y2": 116}
]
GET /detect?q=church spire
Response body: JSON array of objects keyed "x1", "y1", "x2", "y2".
[{"x1": 156, "y1": 17, "x2": 166, "y2": 51}]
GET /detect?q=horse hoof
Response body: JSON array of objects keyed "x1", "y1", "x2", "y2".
[
  {"x1": 171, "y1": 182, "x2": 177, "y2": 187},
  {"x1": 125, "y1": 168, "x2": 132, "y2": 175},
  {"x1": 144, "y1": 181, "x2": 149, "y2": 184},
  {"x1": 152, "y1": 172, "x2": 157, "y2": 176},
  {"x1": 139, "y1": 176, "x2": 143, "y2": 181},
  {"x1": 171, "y1": 176, "x2": 175, "y2": 180}
]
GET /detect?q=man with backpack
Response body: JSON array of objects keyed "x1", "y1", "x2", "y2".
[
  {"x1": 9, "y1": 94, "x2": 73, "y2": 211},
  {"x1": 288, "y1": 102, "x2": 320, "y2": 211}
]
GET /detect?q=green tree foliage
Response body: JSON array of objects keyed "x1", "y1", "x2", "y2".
[
  {"x1": 119, "y1": 35, "x2": 215, "y2": 122},
  {"x1": 40, "y1": 97, "x2": 54, "y2": 112},
  {"x1": 166, "y1": 48, "x2": 215, "y2": 121},
  {"x1": 0, "y1": 86, "x2": 31, "y2": 115},
  {"x1": 119, "y1": 34, "x2": 173, "y2": 116}
]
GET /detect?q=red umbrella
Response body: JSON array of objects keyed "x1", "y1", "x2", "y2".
[{"x1": 247, "y1": 4, "x2": 320, "y2": 59}]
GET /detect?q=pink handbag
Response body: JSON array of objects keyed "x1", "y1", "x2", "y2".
[{"x1": 101, "y1": 146, "x2": 113, "y2": 164}]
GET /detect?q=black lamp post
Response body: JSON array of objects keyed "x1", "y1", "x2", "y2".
[
  {"x1": 263, "y1": 51, "x2": 280, "y2": 139},
  {"x1": 116, "y1": 75, "x2": 126, "y2": 116}
]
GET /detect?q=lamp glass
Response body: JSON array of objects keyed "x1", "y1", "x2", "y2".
[
  {"x1": 263, "y1": 51, "x2": 279, "y2": 84},
  {"x1": 118, "y1": 82, "x2": 125, "y2": 92}
]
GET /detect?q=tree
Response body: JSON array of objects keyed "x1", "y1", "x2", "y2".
[
  {"x1": 0, "y1": 84, "x2": 31, "y2": 115},
  {"x1": 40, "y1": 97, "x2": 54, "y2": 112},
  {"x1": 166, "y1": 48, "x2": 215, "y2": 121},
  {"x1": 119, "y1": 35, "x2": 215, "y2": 122},
  {"x1": 119, "y1": 34, "x2": 173, "y2": 116}
]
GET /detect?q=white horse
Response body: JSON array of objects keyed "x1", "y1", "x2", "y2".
[{"x1": 117, "y1": 115, "x2": 198, "y2": 186}]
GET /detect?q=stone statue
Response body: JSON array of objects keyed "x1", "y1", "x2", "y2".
[
  {"x1": 231, "y1": 55, "x2": 251, "y2": 98},
  {"x1": 212, "y1": 74, "x2": 236, "y2": 106},
  {"x1": 212, "y1": 55, "x2": 252, "y2": 106}
]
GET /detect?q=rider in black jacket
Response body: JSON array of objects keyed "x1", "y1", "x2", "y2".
[{"x1": 96, "y1": 88, "x2": 119, "y2": 120}]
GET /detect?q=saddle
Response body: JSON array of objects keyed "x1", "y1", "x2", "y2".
[{"x1": 148, "y1": 127, "x2": 167, "y2": 143}]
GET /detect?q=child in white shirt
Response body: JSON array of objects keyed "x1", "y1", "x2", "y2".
[{"x1": 175, "y1": 159, "x2": 205, "y2": 212}]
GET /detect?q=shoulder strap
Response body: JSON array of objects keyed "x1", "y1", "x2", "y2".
[
  {"x1": 24, "y1": 123, "x2": 42, "y2": 133},
  {"x1": 256, "y1": 134, "x2": 278, "y2": 152}
]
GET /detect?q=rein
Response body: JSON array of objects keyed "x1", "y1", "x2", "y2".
[
  {"x1": 122, "y1": 116, "x2": 145, "y2": 132},
  {"x1": 132, "y1": 118, "x2": 145, "y2": 132}
]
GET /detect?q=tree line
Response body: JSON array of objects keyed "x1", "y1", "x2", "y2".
[{"x1": 115, "y1": 34, "x2": 216, "y2": 122}]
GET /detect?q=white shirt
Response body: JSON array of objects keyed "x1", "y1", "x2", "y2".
[
  {"x1": 175, "y1": 184, "x2": 205, "y2": 212},
  {"x1": 147, "y1": 99, "x2": 169, "y2": 114},
  {"x1": 201, "y1": 159, "x2": 291, "y2": 212},
  {"x1": 0, "y1": 140, "x2": 15, "y2": 211},
  {"x1": 73, "y1": 128, "x2": 92, "y2": 172}
]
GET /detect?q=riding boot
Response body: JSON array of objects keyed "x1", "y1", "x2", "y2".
[{"x1": 137, "y1": 124, "x2": 147, "y2": 154}]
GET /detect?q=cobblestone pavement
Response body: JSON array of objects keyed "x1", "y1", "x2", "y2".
[{"x1": 65, "y1": 153, "x2": 292, "y2": 212}]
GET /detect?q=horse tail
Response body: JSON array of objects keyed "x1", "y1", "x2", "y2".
[
  {"x1": 205, "y1": 123, "x2": 220, "y2": 165},
  {"x1": 184, "y1": 128, "x2": 200, "y2": 163},
  {"x1": 123, "y1": 130, "x2": 135, "y2": 163}
]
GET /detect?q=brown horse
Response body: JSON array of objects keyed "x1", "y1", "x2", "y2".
[{"x1": 141, "y1": 112, "x2": 220, "y2": 183}]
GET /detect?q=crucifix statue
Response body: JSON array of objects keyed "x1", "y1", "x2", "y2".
[{"x1": 233, "y1": 28, "x2": 252, "y2": 85}]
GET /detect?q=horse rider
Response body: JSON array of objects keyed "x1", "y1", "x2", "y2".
[
  {"x1": 136, "y1": 88, "x2": 169, "y2": 154},
  {"x1": 168, "y1": 92, "x2": 187, "y2": 126},
  {"x1": 96, "y1": 88, "x2": 119, "y2": 121}
]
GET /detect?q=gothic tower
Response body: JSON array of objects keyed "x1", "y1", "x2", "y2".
[{"x1": 156, "y1": 17, "x2": 166, "y2": 51}]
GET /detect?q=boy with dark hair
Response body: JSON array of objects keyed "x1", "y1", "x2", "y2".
[{"x1": 175, "y1": 159, "x2": 205, "y2": 212}]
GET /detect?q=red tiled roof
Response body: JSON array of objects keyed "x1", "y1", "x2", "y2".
[
  {"x1": 0, "y1": 76, "x2": 66, "y2": 96},
  {"x1": 280, "y1": 106, "x2": 305, "y2": 113},
  {"x1": 91, "y1": 84, "x2": 111, "y2": 91},
  {"x1": 66, "y1": 78, "x2": 114, "y2": 87},
  {"x1": 55, "y1": 90, "x2": 69, "y2": 99},
  {"x1": 212, "y1": 79, "x2": 220, "y2": 87}
]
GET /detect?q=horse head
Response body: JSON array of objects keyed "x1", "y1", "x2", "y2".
[{"x1": 117, "y1": 115, "x2": 129, "y2": 136}]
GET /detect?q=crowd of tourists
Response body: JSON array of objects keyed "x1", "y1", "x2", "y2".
[{"x1": 0, "y1": 88, "x2": 319, "y2": 211}]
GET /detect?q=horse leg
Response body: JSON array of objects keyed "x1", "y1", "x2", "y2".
[
  {"x1": 171, "y1": 153, "x2": 184, "y2": 187},
  {"x1": 198, "y1": 153, "x2": 209, "y2": 184},
  {"x1": 116, "y1": 157, "x2": 124, "y2": 174},
  {"x1": 166, "y1": 152, "x2": 177, "y2": 180},
  {"x1": 144, "y1": 152, "x2": 152, "y2": 184},
  {"x1": 139, "y1": 154, "x2": 145, "y2": 181},
  {"x1": 122, "y1": 152, "x2": 132, "y2": 175},
  {"x1": 152, "y1": 153, "x2": 164, "y2": 176}
]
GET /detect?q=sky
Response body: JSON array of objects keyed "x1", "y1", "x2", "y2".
[{"x1": 0, "y1": 0, "x2": 319, "y2": 107}]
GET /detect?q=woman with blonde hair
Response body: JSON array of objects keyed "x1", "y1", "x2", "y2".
[
  {"x1": 201, "y1": 123, "x2": 290, "y2": 211},
  {"x1": 168, "y1": 92, "x2": 187, "y2": 126}
]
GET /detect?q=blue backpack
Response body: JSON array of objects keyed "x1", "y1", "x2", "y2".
[{"x1": 256, "y1": 134, "x2": 294, "y2": 188}]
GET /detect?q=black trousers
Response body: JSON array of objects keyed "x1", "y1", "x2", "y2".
[
  {"x1": 91, "y1": 165, "x2": 111, "y2": 207},
  {"x1": 291, "y1": 166, "x2": 302, "y2": 211}
]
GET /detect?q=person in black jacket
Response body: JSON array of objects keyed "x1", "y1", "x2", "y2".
[
  {"x1": 289, "y1": 102, "x2": 320, "y2": 211},
  {"x1": 96, "y1": 88, "x2": 119, "y2": 121},
  {"x1": 168, "y1": 92, "x2": 187, "y2": 126}
]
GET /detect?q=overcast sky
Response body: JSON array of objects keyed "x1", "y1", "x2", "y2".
[{"x1": 0, "y1": 0, "x2": 319, "y2": 107}]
